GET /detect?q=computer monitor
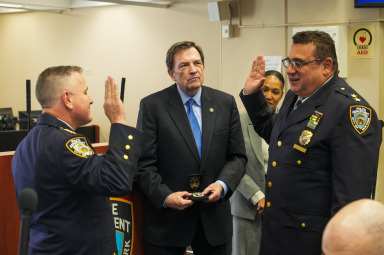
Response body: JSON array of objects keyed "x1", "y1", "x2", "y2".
[
  {"x1": 0, "y1": 107, "x2": 13, "y2": 118},
  {"x1": 0, "y1": 107, "x2": 16, "y2": 131},
  {"x1": 355, "y1": 0, "x2": 384, "y2": 8},
  {"x1": 18, "y1": 110, "x2": 42, "y2": 130}
]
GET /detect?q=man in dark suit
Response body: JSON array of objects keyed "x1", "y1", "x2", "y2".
[
  {"x1": 240, "y1": 31, "x2": 382, "y2": 255},
  {"x1": 12, "y1": 66, "x2": 143, "y2": 255},
  {"x1": 135, "y1": 41, "x2": 247, "y2": 255}
]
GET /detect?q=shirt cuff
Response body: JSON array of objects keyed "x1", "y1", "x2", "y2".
[
  {"x1": 216, "y1": 180, "x2": 228, "y2": 198},
  {"x1": 249, "y1": 190, "x2": 265, "y2": 205},
  {"x1": 163, "y1": 193, "x2": 173, "y2": 208},
  {"x1": 242, "y1": 89, "x2": 248, "y2": 95}
]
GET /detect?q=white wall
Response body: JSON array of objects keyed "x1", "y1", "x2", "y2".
[{"x1": 0, "y1": 1, "x2": 220, "y2": 141}]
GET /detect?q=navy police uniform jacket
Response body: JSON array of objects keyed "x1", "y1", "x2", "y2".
[
  {"x1": 12, "y1": 113, "x2": 143, "y2": 255},
  {"x1": 240, "y1": 74, "x2": 382, "y2": 255}
]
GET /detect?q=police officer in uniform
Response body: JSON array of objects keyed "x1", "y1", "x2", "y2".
[
  {"x1": 240, "y1": 31, "x2": 382, "y2": 255},
  {"x1": 12, "y1": 66, "x2": 143, "y2": 255}
]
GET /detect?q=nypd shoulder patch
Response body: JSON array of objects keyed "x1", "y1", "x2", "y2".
[
  {"x1": 350, "y1": 105, "x2": 372, "y2": 135},
  {"x1": 66, "y1": 137, "x2": 94, "y2": 158}
]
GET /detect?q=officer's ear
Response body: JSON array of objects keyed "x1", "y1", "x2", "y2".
[
  {"x1": 322, "y1": 58, "x2": 333, "y2": 75},
  {"x1": 62, "y1": 91, "x2": 74, "y2": 110}
]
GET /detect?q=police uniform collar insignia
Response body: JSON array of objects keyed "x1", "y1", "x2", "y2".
[
  {"x1": 60, "y1": 127, "x2": 76, "y2": 134},
  {"x1": 350, "y1": 105, "x2": 372, "y2": 134},
  {"x1": 66, "y1": 137, "x2": 94, "y2": 158},
  {"x1": 351, "y1": 94, "x2": 361, "y2": 102},
  {"x1": 293, "y1": 110, "x2": 323, "y2": 153}
]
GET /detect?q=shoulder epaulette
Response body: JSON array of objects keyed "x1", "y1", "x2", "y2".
[{"x1": 335, "y1": 86, "x2": 362, "y2": 102}]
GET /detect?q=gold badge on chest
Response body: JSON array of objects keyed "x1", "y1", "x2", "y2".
[
  {"x1": 298, "y1": 130, "x2": 313, "y2": 146},
  {"x1": 293, "y1": 110, "x2": 323, "y2": 153}
]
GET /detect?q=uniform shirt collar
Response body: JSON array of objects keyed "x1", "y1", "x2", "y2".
[
  {"x1": 176, "y1": 85, "x2": 202, "y2": 106},
  {"x1": 37, "y1": 113, "x2": 73, "y2": 130},
  {"x1": 57, "y1": 118, "x2": 74, "y2": 130}
]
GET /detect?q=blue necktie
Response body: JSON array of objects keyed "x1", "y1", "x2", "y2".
[{"x1": 186, "y1": 98, "x2": 202, "y2": 158}]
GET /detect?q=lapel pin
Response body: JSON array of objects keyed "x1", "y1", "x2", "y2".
[{"x1": 209, "y1": 108, "x2": 214, "y2": 113}]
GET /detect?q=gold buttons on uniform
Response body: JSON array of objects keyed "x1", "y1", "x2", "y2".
[
  {"x1": 272, "y1": 161, "x2": 277, "y2": 167},
  {"x1": 128, "y1": 135, "x2": 133, "y2": 140},
  {"x1": 209, "y1": 108, "x2": 214, "y2": 112},
  {"x1": 277, "y1": 141, "x2": 282, "y2": 147},
  {"x1": 267, "y1": 202, "x2": 271, "y2": 208},
  {"x1": 125, "y1": 145, "x2": 131, "y2": 150},
  {"x1": 341, "y1": 88, "x2": 345, "y2": 91},
  {"x1": 268, "y1": 182, "x2": 272, "y2": 188},
  {"x1": 301, "y1": 223, "x2": 306, "y2": 228},
  {"x1": 297, "y1": 160, "x2": 301, "y2": 165},
  {"x1": 124, "y1": 155, "x2": 129, "y2": 160}
]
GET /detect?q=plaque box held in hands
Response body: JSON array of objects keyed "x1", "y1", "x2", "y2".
[{"x1": 187, "y1": 174, "x2": 208, "y2": 201}]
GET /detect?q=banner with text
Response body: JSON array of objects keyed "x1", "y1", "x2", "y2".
[{"x1": 111, "y1": 198, "x2": 134, "y2": 255}]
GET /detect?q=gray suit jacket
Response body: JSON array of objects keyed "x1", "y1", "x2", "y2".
[{"x1": 230, "y1": 111, "x2": 265, "y2": 220}]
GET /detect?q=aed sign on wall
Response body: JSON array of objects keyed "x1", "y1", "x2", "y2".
[
  {"x1": 351, "y1": 25, "x2": 374, "y2": 58},
  {"x1": 111, "y1": 198, "x2": 134, "y2": 255}
]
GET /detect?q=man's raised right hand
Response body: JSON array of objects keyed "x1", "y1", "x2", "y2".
[
  {"x1": 244, "y1": 54, "x2": 266, "y2": 95},
  {"x1": 103, "y1": 76, "x2": 126, "y2": 125}
]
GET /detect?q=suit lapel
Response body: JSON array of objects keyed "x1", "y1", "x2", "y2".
[
  {"x1": 248, "y1": 123, "x2": 264, "y2": 165},
  {"x1": 200, "y1": 86, "x2": 216, "y2": 172},
  {"x1": 278, "y1": 74, "x2": 341, "y2": 136},
  {"x1": 167, "y1": 85, "x2": 201, "y2": 165},
  {"x1": 279, "y1": 98, "x2": 315, "y2": 135}
]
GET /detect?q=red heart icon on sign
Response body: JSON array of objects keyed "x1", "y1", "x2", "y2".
[{"x1": 359, "y1": 36, "x2": 366, "y2": 43}]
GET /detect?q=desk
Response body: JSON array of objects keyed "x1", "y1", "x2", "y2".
[{"x1": 0, "y1": 143, "x2": 145, "y2": 255}]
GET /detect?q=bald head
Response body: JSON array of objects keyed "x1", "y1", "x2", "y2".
[
  {"x1": 322, "y1": 199, "x2": 384, "y2": 255},
  {"x1": 36, "y1": 66, "x2": 83, "y2": 109}
]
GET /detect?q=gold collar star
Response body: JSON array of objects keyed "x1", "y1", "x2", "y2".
[{"x1": 351, "y1": 94, "x2": 361, "y2": 102}]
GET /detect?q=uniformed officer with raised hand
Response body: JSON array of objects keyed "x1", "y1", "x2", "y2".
[
  {"x1": 12, "y1": 66, "x2": 143, "y2": 255},
  {"x1": 240, "y1": 31, "x2": 382, "y2": 255}
]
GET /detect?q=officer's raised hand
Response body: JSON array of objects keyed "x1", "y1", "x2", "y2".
[
  {"x1": 244, "y1": 54, "x2": 266, "y2": 95},
  {"x1": 103, "y1": 76, "x2": 126, "y2": 125}
]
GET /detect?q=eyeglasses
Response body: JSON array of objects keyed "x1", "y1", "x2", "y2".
[{"x1": 282, "y1": 57, "x2": 325, "y2": 70}]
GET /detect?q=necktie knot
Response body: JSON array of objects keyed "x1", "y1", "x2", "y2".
[
  {"x1": 294, "y1": 100, "x2": 302, "y2": 110},
  {"x1": 186, "y1": 98, "x2": 195, "y2": 108}
]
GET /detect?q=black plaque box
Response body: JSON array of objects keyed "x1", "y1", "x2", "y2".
[{"x1": 187, "y1": 174, "x2": 208, "y2": 201}]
